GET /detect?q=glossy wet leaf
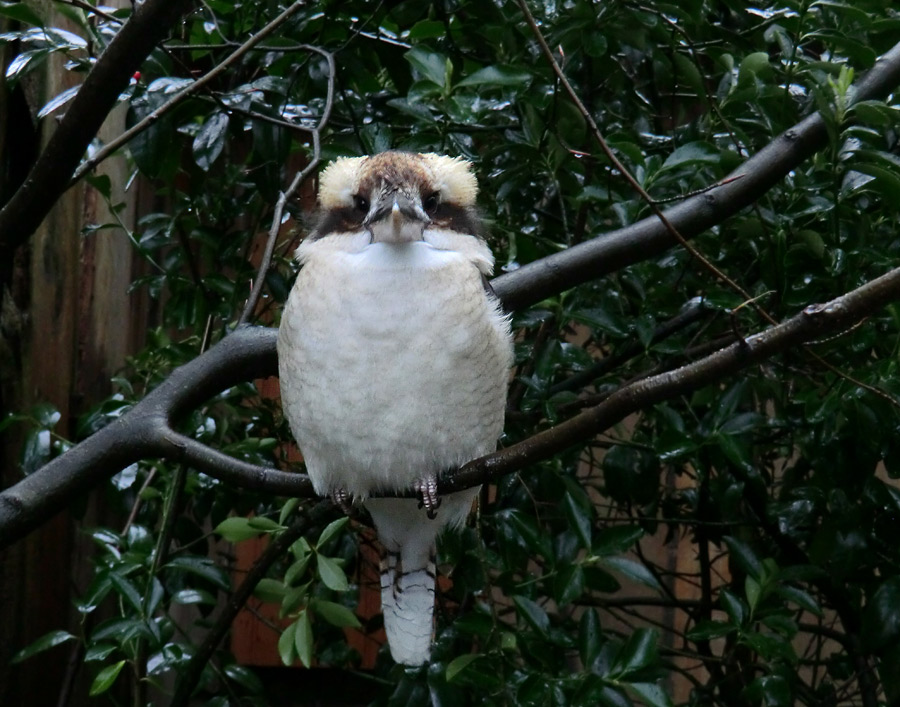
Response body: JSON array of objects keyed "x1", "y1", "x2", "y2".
[
  {"x1": 311, "y1": 599, "x2": 360, "y2": 628},
  {"x1": 89, "y1": 660, "x2": 125, "y2": 696},
  {"x1": 294, "y1": 609, "x2": 313, "y2": 667},
  {"x1": 213, "y1": 516, "x2": 262, "y2": 543},
  {"x1": 457, "y1": 65, "x2": 531, "y2": 88},
  {"x1": 193, "y1": 111, "x2": 229, "y2": 171},
  {"x1": 316, "y1": 554, "x2": 349, "y2": 592},
  {"x1": 12, "y1": 630, "x2": 77, "y2": 663}
]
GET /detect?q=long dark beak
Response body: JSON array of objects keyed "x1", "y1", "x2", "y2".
[{"x1": 366, "y1": 191, "x2": 430, "y2": 243}]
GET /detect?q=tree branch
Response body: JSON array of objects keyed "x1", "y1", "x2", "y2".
[
  {"x1": 3, "y1": 41, "x2": 900, "y2": 550},
  {"x1": 170, "y1": 500, "x2": 336, "y2": 707},
  {"x1": 491, "y1": 40, "x2": 900, "y2": 312},
  {"x1": 0, "y1": 0, "x2": 197, "y2": 260},
  {"x1": 0, "y1": 327, "x2": 312, "y2": 550},
  {"x1": 446, "y1": 265, "x2": 900, "y2": 493},
  {"x1": 70, "y1": 0, "x2": 311, "y2": 186}
]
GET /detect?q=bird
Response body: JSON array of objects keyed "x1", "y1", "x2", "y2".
[{"x1": 276, "y1": 151, "x2": 514, "y2": 666}]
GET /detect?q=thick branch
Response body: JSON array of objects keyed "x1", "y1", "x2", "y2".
[
  {"x1": 0, "y1": 327, "x2": 310, "y2": 550},
  {"x1": 491, "y1": 41, "x2": 900, "y2": 312},
  {"x1": 445, "y1": 266, "x2": 900, "y2": 492},
  {"x1": 0, "y1": 0, "x2": 197, "y2": 258},
  {"x1": 3, "y1": 42, "x2": 900, "y2": 549}
]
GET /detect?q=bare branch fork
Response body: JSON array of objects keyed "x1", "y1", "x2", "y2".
[{"x1": 2, "y1": 33, "x2": 900, "y2": 551}]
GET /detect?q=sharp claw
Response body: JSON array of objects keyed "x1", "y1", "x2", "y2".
[
  {"x1": 414, "y1": 476, "x2": 442, "y2": 519},
  {"x1": 331, "y1": 488, "x2": 353, "y2": 516}
]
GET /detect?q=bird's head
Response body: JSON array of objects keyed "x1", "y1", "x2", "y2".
[{"x1": 311, "y1": 151, "x2": 482, "y2": 244}]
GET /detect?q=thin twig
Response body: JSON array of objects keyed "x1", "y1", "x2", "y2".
[
  {"x1": 170, "y1": 500, "x2": 337, "y2": 707},
  {"x1": 70, "y1": 2, "x2": 310, "y2": 185},
  {"x1": 55, "y1": 0, "x2": 123, "y2": 24},
  {"x1": 237, "y1": 46, "x2": 335, "y2": 326},
  {"x1": 515, "y1": 0, "x2": 763, "y2": 321}
]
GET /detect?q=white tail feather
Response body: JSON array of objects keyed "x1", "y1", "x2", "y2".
[
  {"x1": 365, "y1": 490, "x2": 478, "y2": 666},
  {"x1": 380, "y1": 549, "x2": 436, "y2": 665}
]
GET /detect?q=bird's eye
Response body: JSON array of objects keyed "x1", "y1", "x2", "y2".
[
  {"x1": 353, "y1": 195, "x2": 369, "y2": 213},
  {"x1": 423, "y1": 191, "x2": 440, "y2": 214}
]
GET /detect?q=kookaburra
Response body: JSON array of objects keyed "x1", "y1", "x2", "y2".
[{"x1": 277, "y1": 151, "x2": 514, "y2": 666}]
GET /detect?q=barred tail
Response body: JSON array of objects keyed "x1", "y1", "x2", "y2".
[
  {"x1": 366, "y1": 490, "x2": 479, "y2": 666},
  {"x1": 380, "y1": 547, "x2": 436, "y2": 666}
]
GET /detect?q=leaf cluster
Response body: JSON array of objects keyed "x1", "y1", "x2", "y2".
[{"x1": 6, "y1": 0, "x2": 900, "y2": 705}]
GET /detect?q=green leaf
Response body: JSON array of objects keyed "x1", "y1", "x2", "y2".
[
  {"x1": 280, "y1": 584, "x2": 310, "y2": 618},
  {"x1": 253, "y1": 578, "x2": 286, "y2": 603},
  {"x1": 214, "y1": 516, "x2": 263, "y2": 543},
  {"x1": 457, "y1": 65, "x2": 531, "y2": 88},
  {"x1": 599, "y1": 556, "x2": 662, "y2": 592},
  {"x1": 446, "y1": 653, "x2": 480, "y2": 682},
  {"x1": 294, "y1": 609, "x2": 313, "y2": 668},
  {"x1": 563, "y1": 491, "x2": 592, "y2": 549},
  {"x1": 164, "y1": 556, "x2": 230, "y2": 591},
  {"x1": 408, "y1": 19, "x2": 446, "y2": 40},
  {"x1": 404, "y1": 46, "x2": 447, "y2": 86},
  {"x1": 277, "y1": 620, "x2": 296, "y2": 666},
  {"x1": 37, "y1": 84, "x2": 80, "y2": 119},
  {"x1": 84, "y1": 643, "x2": 117, "y2": 662},
  {"x1": 687, "y1": 620, "x2": 736, "y2": 641},
  {"x1": 172, "y1": 588, "x2": 216, "y2": 606},
  {"x1": 862, "y1": 576, "x2": 900, "y2": 651},
  {"x1": 284, "y1": 554, "x2": 312, "y2": 587},
  {"x1": 0, "y1": 2, "x2": 45, "y2": 26},
  {"x1": 593, "y1": 525, "x2": 644, "y2": 556},
  {"x1": 847, "y1": 162, "x2": 900, "y2": 203},
  {"x1": 745, "y1": 575, "x2": 762, "y2": 613},
  {"x1": 738, "y1": 51, "x2": 771, "y2": 81},
  {"x1": 223, "y1": 663, "x2": 263, "y2": 694},
  {"x1": 774, "y1": 585, "x2": 823, "y2": 617},
  {"x1": 627, "y1": 682, "x2": 674, "y2": 707},
  {"x1": 316, "y1": 516, "x2": 348, "y2": 549},
  {"x1": 723, "y1": 536, "x2": 764, "y2": 580},
  {"x1": 720, "y1": 588, "x2": 746, "y2": 626},
  {"x1": 512, "y1": 595, "x2": 550, "y2": 638},
  {"x1": 89, "y1": 660, "x2": 125, "y2": 696},
  {"x1": 247, "y1": 516, "x2": 285, "y2": 533},
  {"x1": 193, "y1": 111, "x2": 229, "y2": 171},
  {"x1": 659, "y1": 141, "x2": 720, "y2": 172},
  {"x1": 108, "y1": 572, "x2": 144, "y2": 615},
  {"x1": 278, "y1": 498, "x2": 300, "y2": 526},
  {"x1": 744, "y1": 675, "x2": 791, "y2": 707},
  {"x1": 311, "y1": 599, "x2": 360, "y2": 628},
  {"x1": 553, "y1": 563, "x2": 585, "y2": 606},
  {"x1": 578, "y1": 608, "x2": 602, "y2": 667},
  {"x1": 610, "y1": 628, "x2": 659, "y2": 677},
  {"x1": 316, "y1": 554, "x2": 349, "y2": 592},
  {"x1": 741, "y1": 631, "x2": 796, "y2": 664},
  {"x1": 12, "y1": 630, "x2": 77, "y2": 663}
]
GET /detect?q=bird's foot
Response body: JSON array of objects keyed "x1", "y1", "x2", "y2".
[
  {"x1": 330, "y1": 487, "x2": 354, "y2": 516},
  {"x1": 414, "y1": 476, "x2": 442, "y2": 520}
]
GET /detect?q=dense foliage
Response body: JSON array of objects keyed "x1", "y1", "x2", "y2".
[{"x1": 5, "y1": 0, "x2": 900, "y2": 705}]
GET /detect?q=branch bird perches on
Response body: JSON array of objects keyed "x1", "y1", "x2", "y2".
[{"x1": 3, "y1": 41, "x2": 900, "y2": 550}]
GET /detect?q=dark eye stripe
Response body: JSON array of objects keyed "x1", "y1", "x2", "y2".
[
  {"x1": 309, "y1": 206, "x2": 364, "y2": 239},
  {"x1": 308, "y1": 202, "x2": 483, "y2": 240},
  {"x1": 429, "y1": 204, "x2": 484, "y2": 238}
]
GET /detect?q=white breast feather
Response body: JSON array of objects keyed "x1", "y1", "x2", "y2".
[{"x1": 278, "y1": 231, "x2": 512, "y2": 499}]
